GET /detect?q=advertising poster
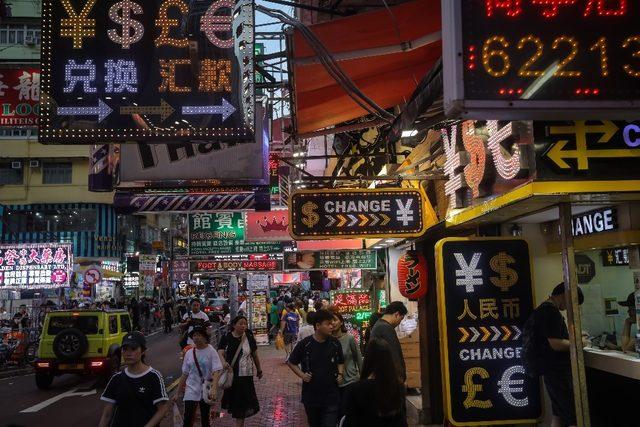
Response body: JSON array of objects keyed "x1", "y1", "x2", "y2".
[
  {"x1": 245, "y1": 210, "x2": 290, "y2": 242},
  {"x1": 285, "y1": 250, "x2": 376, "y2": 271},
  {"x1": 330, "y1": 289, "x2": 372, "y2": 346},
  {"x1": 0, "y1": 243, "x2": 72, "y2": 289},
  {"x1": 0, "y1": 67, "x2": 40, "y2": 126},
  {"x1": 248, "y1": 274, "x2": 269, "y2": 345},
  {"x1": 436, "y1": 238, "x2": 541, "y2": 426},
  {"x1": 189, "y1": 212, "x2": 281, "y2": 256}
]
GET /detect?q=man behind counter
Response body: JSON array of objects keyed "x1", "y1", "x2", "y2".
[{"x1": 619, "y1": 292, "x2": 638, "y2": 352}]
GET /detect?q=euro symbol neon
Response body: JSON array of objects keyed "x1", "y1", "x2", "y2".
[
  {"x1": 461, "y1": 367, "x2": 493, "y2": 409},
  {"x1": 497, "y1": 365, "x2": 529, "y2": 407}
]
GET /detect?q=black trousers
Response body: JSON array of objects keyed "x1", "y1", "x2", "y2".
[
  {"x1": 164, "y1": 317, "x2": 172, "y2": 333},
  {"x1": 184, "y1": 399, "x2": 210, "y2": 427}
]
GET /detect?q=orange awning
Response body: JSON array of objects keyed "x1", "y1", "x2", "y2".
[{"x1": 290, "y1": 0, "x2": 442, "y2": 134}]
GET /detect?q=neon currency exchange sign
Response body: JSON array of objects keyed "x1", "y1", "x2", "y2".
[{"x1": 39, "y1": 0, "x2": 255, "y2": 143}]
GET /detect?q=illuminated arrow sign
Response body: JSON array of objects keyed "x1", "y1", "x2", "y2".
[
  {"x1": 57, "y1": 99, "x2": 112, "y2": 123},
  {"x1": 182, "y1": 98, "x2": 236, "y2": 122},
  {"x1": 120, "y1": 99, "x2": 175, "y2": 122}
]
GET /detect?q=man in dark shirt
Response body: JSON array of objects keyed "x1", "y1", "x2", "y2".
[
  {"x1": 162, "y1": 298, "x2": 173, "y2": 333},
  {"x1": 287, "y1": 309, "x2": 345, "y2": 427},
  {"x1": 370, "y1": 301, "x2": 408, "y2": 382},
  {"x1": 11, "y1": 305, "x2": 30, "y2": 330},
  {"x1": 532, "y1": 282, "x2": 584, "y2": 427}
]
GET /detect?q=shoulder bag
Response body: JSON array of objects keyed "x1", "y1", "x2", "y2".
[
  {"x1": 192, "y1": 348, "x2": 215, "y2": 405},
  {"x1": 218, "y1": 334, "x2": 245, "y2": 390}
]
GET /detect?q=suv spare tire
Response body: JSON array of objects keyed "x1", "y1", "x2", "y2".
[{"x1": 53, "y1": 328, "x2": 89, "y2": 361}]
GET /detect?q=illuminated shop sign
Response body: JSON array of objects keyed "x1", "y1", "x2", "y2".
[
  {"x1": 123, "y1": 273, "x2": 140, "y2": 289},
  {"x1": 571, "y1": 207, "x2": 617, "y2": 236},
  {"x1": 290, "y1": 188, "x2": 434, "y2": 239},
  {"x1": 436, "y1": 238, "x2": 541, "y2": 425},
  {"x1": 601, "y1": 247, "x2": 629, "y2": 266},
  {"x1": 39, "y1": 0, "x2": 255, "y2": 143},
  {"x1": 0, "y1": 243, "x2": 72, "y2": 289},
  {"x1": 442, "y1": 120, "x2": 533, "y2": 209},
  {"x1": 442, "y1": 1, "x2": 640, "y2": 119},
  {"x1": 284, "y1": 250, "x2": 377, "y2": 271},
  {"x1": 330, "y1": 289, "x2": 372, "y2": 345},
  {"x1": 191, "y1": 259, "x2": 282, "y2": 272}
]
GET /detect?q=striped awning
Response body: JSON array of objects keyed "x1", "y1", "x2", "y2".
[{"x1": 113, "y1": 192, "x2": 257, "y2": 214}]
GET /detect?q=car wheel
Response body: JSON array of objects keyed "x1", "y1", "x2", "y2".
[
  {"x1": 53, "y1": 328, "x2": 88, "y2": 361},
  {"x1": 35, "y1": 372, "x2": 54, "y2": 390},
  {"x1": 24, "y1": 342, "x2": 39, "y2": 364}
]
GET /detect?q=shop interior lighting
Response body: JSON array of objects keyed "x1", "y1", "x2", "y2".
[{"x1": 401, "y1": 130, "x2": 418, "y2": 138}]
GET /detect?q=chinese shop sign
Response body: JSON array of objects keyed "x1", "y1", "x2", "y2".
[
  {"x1": 191, "y1": 259, "x2": 282, "y2": 272},
  {"x1": 284, "y1": 250, "x2": 377, "y2": 271},
  {"x1": 189, "y1": 212, "x2": 282, "y2": 256},
  {"x1": 290, "y1": 188, "x2": 435, "y2": 239},
  {"x1": 602, "y1": 247, "x2": 629, "y2": 266},
  {"x1": 441, "y1": 120, "x2": 533, "y2": 209},
  {"x1": 534, "y1": 121, "x2": 640, "y2": 180},
  {"x1": 0, "y1": 68, "x2": 40, "y2": 126},
  {"x1": 39, "y1": 0, "x2": 255, "y2": 144},
  {"x1": 248, "y1": 274, "x2": 269, "y2": 345},
  {"x1": 171, "y1": 259, "x2": 189, "y2": 282},
  {"x1": 442, "y1": 1, "x2": 640, "y2": 119},
  {"x1": 0, "y1": 243, "x2": 72, "y2": 289},
  {"x1": 330, "y1": 289, "x2": 372, "y2": 345},
  {"x1": 435, "y1": 238, "x2": 541, "y2": 426}
]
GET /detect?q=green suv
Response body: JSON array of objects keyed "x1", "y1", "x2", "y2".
[{"x1": 34, "y1": 309, "x2": 132, "y2": 389}]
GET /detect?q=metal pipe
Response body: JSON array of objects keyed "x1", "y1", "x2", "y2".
[{"x1": 296, "y1": 118, "x2": 387, "y2": 139}]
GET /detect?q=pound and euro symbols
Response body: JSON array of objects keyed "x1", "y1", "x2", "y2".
[
  {"x1": 461, "y1": 365, "x2": 529, "y2": 410},
  {"x1": 489, "y1": 251, "x2": 518, "y2": 292},
  {"x1": 301, "y1": 201, "x2": 319, "y2": 228}
]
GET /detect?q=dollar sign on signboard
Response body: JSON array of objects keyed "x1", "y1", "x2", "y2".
[
  {"x1": 461, "y1": 367, "x2": 493, "y2": 409},
  {"x1": 462, "y1": 120, "x2": 486, "y2": 198},
  {"x1": 301, "y1": 202, "x2": 319, "y2": 228},
  {"x1": 490, "y1": 251, "x2": 519, "y2": 292},
  {"x1": 108, "y1": 0, "x2": 144, "y2": 49}
]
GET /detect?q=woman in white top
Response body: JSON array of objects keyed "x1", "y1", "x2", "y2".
[{"x1": 173, "y1": 325, "x2": 223, "y2": 426}]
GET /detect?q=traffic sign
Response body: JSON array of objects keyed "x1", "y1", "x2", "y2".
[{"x1": 84, "y1": 267, "x2": 102, "y2": 285}]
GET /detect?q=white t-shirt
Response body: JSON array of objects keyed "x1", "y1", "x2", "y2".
[
  {"x1": 181, "y1": 344, "x2": 223, "y2": 402},
  {"x1": 297, "y1": 324, "x2": 314, "y2": 342},
  {"x1": 182, "y1": 311, "x2": 210, "y2": 346}
]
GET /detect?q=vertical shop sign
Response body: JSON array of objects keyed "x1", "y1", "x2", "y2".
[
  {"x1": 330, "y1": 289, "x2": 371, "y2": 345},
  {"x1": 436, "y1": 238, "x2": 541, "y2": 426},
  {"x1": 171, "y1": 259, "x2": 190, "y2": 282},
  {"x1": 248, "y1": 274, "x2": 269, "y2": 345},
  {"x1": 397, "y1": 250, "x2": 428, "y2": 300}
]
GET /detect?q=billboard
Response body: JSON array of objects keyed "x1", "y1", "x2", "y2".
[
  {"x1": 245, "y1": 210, "x2": 290, "y2": 242},
  {"x1": 0, "y1": 67, "x2": 40, "y2": 127},
  {"x1": 284, "y1": 250, "x2": 377, "y2": 271},
  {"x1": 39, "y1": 0, "x2": 255, "y2": 143},
  {"x1": 0, "y1": 243, "x2": 72, "y2": 289}
]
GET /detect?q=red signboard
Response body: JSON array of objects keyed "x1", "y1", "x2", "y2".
[
  {"x1": 0, "y1": 68, "x2": 40, "y2": 127},
  {"x1": 192, "y1": 259, "x2": 282, "y2": 272},
  {"x1": 397, "y1": 250, "x2": 428, "y2": 300},
  {"x1": 245, "y1": 210, "x2": 291, "y2": 242},
  {"x1": 0, "y1": 243, "x2": 72, "y2": 289}
]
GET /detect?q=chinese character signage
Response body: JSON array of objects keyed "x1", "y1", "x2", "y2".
[
  {"x1": 39, "y1": 0, "x2": 255, "y2": 143},
  {"x1": 0, "y1": 243, "x2": 72, "y2": 289},
  {"x1": 330, "y1": 289, "x2": 372, "y2": 345},
  {"x1": 284, "y1": 250, "x2": 377, "y2": 271},
  {"x1": 189, "y1": 212, "x2": 282, "y2": 256},
  {"x1": 245, "y1": 210, "x2": 290, "y2": 242},
  {"x1": 191, "y1": 259, "x2": 282, "y2": 272},
  {"x1": 171, "y1": 259, "x2": 189, "y2": 282},
  {"x1": 534, "y1": 121, "x2": 640, "y2": 180},
  {"x1": 247, "y1": 274, "x2": 269, "y2": 345},
  {"x1": 139, "y1": 255, "x2": 156, "y2": 273},
  {"x1": 442, "y1": 1, "x2": 640, "y2": 119},
  {"x1": 290, "y1": 188, "x2": 436, "y2": 239},
  {"x1": 435, "y1": 238, "x2": 541, "y2": 425},
  {"x1": 0, "y1": 68, "x2": 40, "y2": 127}
]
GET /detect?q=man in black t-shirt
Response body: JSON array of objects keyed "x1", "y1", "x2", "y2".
[
  {"x1": 531, "y1": 283, "x2": 584, "y2": 427},
  {"x1": 287, "y1": 309, "x2": 345, "y2": 427}
]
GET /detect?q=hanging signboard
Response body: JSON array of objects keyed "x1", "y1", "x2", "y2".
[
  {"x1": 245, "y1": 210, "x2": 290, "y2": 242},
  {"x1": 39, "y1": 0, "x2": 255, "y2": 144},
  {"x1": 329, "y1": 289, "x2": 372, "y2": 345},
  {"x1": 442, "y1": 1, "x2": 640, "y2": 119},
  {"x1": 397, "y1": 250, "x2": 428, "y2": 300},
  {"x1": 289, "y1": 188, "x2": 434, "y2": 239},
  {"x1": 0, "y1": 243, "x2": 72, "y2": 289},
  {"x1": 138, "y1": 255, "x2": 156, "y2": 273},
  {"x1": 534, "y1": 121, "x2": 640, "y2": 180},
  {"x1": 0, "y1": 67, "x2": 40, "y2": 127},
  {"x1": 171, "y1": 259, "x2": 190, "y2": 282},
  {"x1": 189, "y1": 212, "x2": 282, "y2": 256},
  {"x1": 191, "y1": 259, "x2": 282, "y2": 272},
  {"x1": 247, "y1": 274, "x2": 269, "y2": 345},
  {"x1": 602, "y1": 248, "x2": 629, "y2": 267},
  {"x1": 435, "y1": 237, "x2": 541, "y2": 426},
  {"x1": 284, "y1": 250, "x2": 377, "y2": 271}
]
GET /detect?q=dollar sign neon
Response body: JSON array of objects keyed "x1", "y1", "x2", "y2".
[
  {"x1": 107, "y1": 0, "x2": 144, "y2": 49},
  {"x1": 490, "y1": 251, "x2": 519, "y2": 291},
  {"x1": 301, "y1": 201, "x2": 319, "y2": 228},
  {"x1": 461, "y1": 367, "x2": 493, "y2": 409},
  {"x1": 462, "y1": 120, "x2": 487, "y2": 199}
]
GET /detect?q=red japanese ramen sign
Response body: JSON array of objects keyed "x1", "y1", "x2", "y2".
[{"x1": 397, "y1": 250, "x2": 428, "y2": 300}]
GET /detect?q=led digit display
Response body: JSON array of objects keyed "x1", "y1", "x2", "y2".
[
  {"x1": 39, "y1": 0, "x2": 255, "y2": 144},
  {"x1": 443, "y1": 0, "x2": 640, "y2": 119}
]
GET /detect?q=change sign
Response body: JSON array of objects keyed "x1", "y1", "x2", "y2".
[
  {"x1": 436, "y1": 238, "x2": 541, "y2": 426},
  {"x1": 289, "y1": 188, "x2": 433, "y2": 239},
  {"x1": 39, "y1": 0, "x2": 255, "y2": 143}
]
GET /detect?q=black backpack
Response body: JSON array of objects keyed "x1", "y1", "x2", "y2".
[{"x1": 521, "y1": 310, "x2": 543, "y2": 378}]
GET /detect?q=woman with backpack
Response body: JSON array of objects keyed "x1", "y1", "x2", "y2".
[
  {"x1": 217, "y1": 315, "x2": 263, "y2": 427},
  {"x1": 173, "y1": 325, "x2": 224, "y2": 427}
]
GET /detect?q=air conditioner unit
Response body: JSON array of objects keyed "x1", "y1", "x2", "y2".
[
  {"x1": 29, "y1": 159, "x2": 40, "y2": 168},
  {"x1": 11, "y1": 161, "x2": 22, "y2": 169},
  {"x1": 25, "y1": 35, "x2": 35, "y2": 45}
]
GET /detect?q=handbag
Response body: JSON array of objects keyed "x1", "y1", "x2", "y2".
[
  {"x1": 218, "y1": 334, "x2": 245, "y2": 390},
  {"x1": 192, "y1": 347, "x2": 215, "y2": 405}
]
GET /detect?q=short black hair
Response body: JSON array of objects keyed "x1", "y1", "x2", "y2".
[
  {"x1": 191, "y1": 298, "x2": 201, "y2": 305},
  {"x1": 384, "y1": 301, "x2": 408, "y2": 316},
  {"x1": 552, "y1": 282, "x2": 584, "y2": 305},
  {"x1": 306, "y1": 311, "x2": 316, "y2": 325},
  {"x1": 313, "y1": 309, "x2": 334, "y2": 327}
]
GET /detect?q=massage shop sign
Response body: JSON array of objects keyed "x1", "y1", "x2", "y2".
[
  {"x1": 436, "y1": 238, "x2": 541, "y2": 426},
  {"x1": 39, "y1": 0, "x2": 255, "y2": 143},
  {"x1": 0, "y1": 243, "x2": 72, "y2": 289},
  {"x1": 189, "y1": 213, "x2": 281, "y2": 256}
]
